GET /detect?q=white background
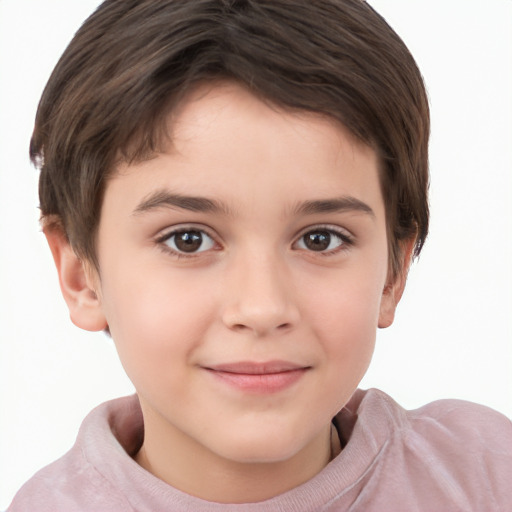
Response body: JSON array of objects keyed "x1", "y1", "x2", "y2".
[{"x1": 0, "y1": 0, "x2": 511, "y2": 508}]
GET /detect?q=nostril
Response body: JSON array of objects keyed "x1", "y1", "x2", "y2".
[
  {"x1": 222, "y1": 301, "x2": 300, "y2": 335},
  {"x1": 229, "y1": 322, "x2": 291, "y2": 334}
]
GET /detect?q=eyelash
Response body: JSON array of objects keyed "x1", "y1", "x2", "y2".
[
  {"x1": 155, "y1": 226, "x2": 219, "y2": 259},
  {"x1": 155, "y1": 225, "x2": 354, "y2": 258},
  {"x1": 294, "y1": 225, "x2": 354, "y2": 256}
]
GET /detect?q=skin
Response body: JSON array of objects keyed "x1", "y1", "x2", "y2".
[{"x1": 46, "y1": 82, "x2": 411, "y2": 503}]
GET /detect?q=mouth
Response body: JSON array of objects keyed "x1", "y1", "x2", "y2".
[{"x1": 202, "y1": 361, "x2": 311, "y2": 393}]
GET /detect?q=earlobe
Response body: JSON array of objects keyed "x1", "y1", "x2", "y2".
[
  {"x1": 378, "y1": 284, "x2": 400, "y2": 328},
  {"x1": 44, "y1": 225, "x2": 107, "y2": 332},
  {"x1": 378, "y1": 238, "x2": 415, "y2": 329}
]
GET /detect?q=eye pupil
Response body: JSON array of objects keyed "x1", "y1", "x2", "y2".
[
  {"x1": 175, "y1": 231, "x2": 203, "y2": 252},
  {"x1": 304, "y1": 231, "x2": 331, "y2": 251}
]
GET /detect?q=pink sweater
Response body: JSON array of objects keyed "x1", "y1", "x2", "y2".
[{"x1": 8, "y1": 389, "x2": 512, "y2": 511}]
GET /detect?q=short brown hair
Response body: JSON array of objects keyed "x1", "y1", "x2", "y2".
[{"x1": 32, "y1": 0, "x2": 429, "y2": 278}]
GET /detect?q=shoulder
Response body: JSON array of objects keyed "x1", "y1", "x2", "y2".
[
  {"x1": 387, "y1": 391, "x2": 512, "y2": 508},
  {"x1": 8, "y1": 396, "x2": 140, "y2": 512},
  {"x1": 344, "y1": 389, "x2": 512, "y2": 510},
  {"x1": 354, "y1": 388, "x2": 512, "y2": 448},
  {"x1": 406, "y1": 396, "x2": 512, "y2": 462},
  {"x1": 7, "y1": 447, "x2": 131, "y2": 512}
]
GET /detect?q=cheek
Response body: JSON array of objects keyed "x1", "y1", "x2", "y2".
[
  {"x1": 303, "y1": 263, "x2": 385, "y2": 370},
  {"x1": 99, "y1": 264, "x2": 215, "y2": 383},
  {"x1": 314, "y1": 290, "x2": 379, "y2": 363},
  {"x1": 304, "y1": 256, "x2": 386, "y2": 331}
]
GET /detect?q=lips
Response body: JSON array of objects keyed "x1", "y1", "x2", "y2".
[{"x1": 202, "y1": 361, "x2": 310, "y2": 393}]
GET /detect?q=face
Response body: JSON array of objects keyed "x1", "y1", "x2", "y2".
[{"x1": 86, "y1": 82, "x2": 400, "y2": 477}]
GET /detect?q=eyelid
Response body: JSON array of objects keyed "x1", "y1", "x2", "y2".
[
  {"x1": 294, "y1": 223, "x2": 354, "y2": 240},
  {"x1": 292, "y1": 224, "x2": 355, "y2": 253},
  {"x1": 155, "y1": 224, "x2": 221, "y2": 256}
]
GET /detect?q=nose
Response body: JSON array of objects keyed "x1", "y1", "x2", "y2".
[{"x1": 221, "y1": 250, "x2": 300, "y2": 337}]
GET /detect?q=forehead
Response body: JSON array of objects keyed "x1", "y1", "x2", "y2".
[
  {"x1": 169, "y1": 81, "x2": 369, "y2": 162},
  {"x1": 108, "y1": 82, "x2": 383, "y2": 219}
]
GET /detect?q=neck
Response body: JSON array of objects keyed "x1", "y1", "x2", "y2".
[{"x1": 135, "y1": 413, "x2": 335, "y2": 503}]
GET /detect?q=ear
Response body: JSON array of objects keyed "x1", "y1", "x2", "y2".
[
  {"x1": 44, "y1": 225, "x2": 108, "y2": 332},
  {"x1": 378, "y1": 238, "x2": 415, "y2": 329}
]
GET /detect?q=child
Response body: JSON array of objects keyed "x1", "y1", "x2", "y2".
[{"x1": 7, "y1": 0, "x2": 512, "y2": 510}]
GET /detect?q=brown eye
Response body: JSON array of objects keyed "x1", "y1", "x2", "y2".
[
  {"x1": 164, "y1": 230, "x2": 215, "y2": 254},
  {"x1": 303, "y1": 231, "x2": 331, "y2": 251},
  {"x1": 296, "y1": 229, "x2": 346, "y2": 252}
]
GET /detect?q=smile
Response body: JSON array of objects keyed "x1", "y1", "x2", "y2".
[{"x1": 202, "y1": 361, "x2": 310, "y2": 393}]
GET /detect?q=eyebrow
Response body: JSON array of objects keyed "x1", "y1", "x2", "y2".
[
  {"x1": 294, "y1": 197, "x2": 375, "y2": 218},
  {"x1": 132, "y1": 190, "x2": 375, "y2": 219},
  {"x1": 132, "y1": 190, "x2": 232, "y2": 216}
]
